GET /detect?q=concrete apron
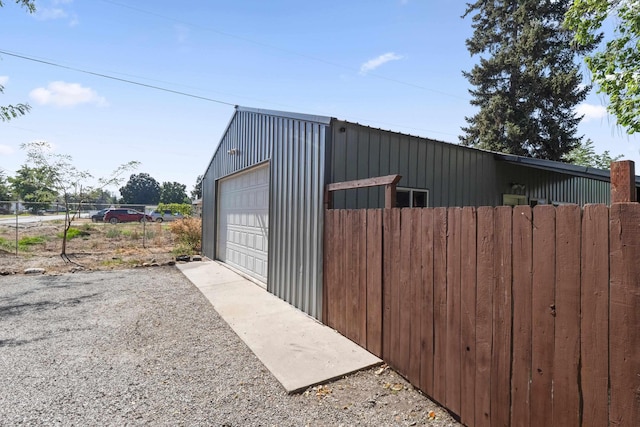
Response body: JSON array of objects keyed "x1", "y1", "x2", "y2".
[{"x1": 177, "y1": 260, "x2": 381, "y2": 393}]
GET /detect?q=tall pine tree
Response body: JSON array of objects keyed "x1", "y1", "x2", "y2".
[{"x1": 461, "y1": 0, "x2": 596, "y2": 161}]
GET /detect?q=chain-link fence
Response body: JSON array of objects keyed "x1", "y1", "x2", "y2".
[{"x1": 0, "y1": 201, "x2": 182, "y2": 257}]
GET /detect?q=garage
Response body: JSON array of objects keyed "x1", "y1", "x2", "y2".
[{"x1": 217, "y1": 163, "x2": 270, "y2": 284}]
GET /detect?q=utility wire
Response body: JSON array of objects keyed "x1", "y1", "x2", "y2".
[
  {"x1": 99, "y1": 0, "x2": 468, "y2": 101},
  {"x1": 0, "y1": 49, "x2": 237, "y2": 107}
]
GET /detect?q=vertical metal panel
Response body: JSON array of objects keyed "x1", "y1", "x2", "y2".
[
  {"x1": 327, "y1": 121, "x2": 611, "y2": 208},
  {"x1": 495, "y1": 163, "x2": 611, "y2": 205},
  {"x1": 202, "y1": 107, "x2": 329, "y2": 319}
]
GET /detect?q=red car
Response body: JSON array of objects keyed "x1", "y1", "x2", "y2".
[{"x1": 103, "y1": 209, "x2": 152, "y2": 224}]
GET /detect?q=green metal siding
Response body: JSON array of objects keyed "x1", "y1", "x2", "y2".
[
  {"x1": 329, "y1": 121, "x2": 501, "y2": 208},
  {"x1": 329, "y1": 121, "x2": 612, "y2": 208}
]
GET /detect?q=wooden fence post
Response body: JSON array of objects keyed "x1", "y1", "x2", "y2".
[{"x1": 610, "y1": 160, "x2": 636, "y2": 203}]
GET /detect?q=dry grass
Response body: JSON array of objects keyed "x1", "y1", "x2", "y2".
[{"x1": 0, "y1": 218, "x2": 191, "y2": 274}]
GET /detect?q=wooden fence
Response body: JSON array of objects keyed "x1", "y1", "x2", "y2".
[{"x1": 323, "y1": 204, "x2": 640, "y2": 427}]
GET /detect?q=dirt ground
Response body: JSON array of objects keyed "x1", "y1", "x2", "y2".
[{"x1": 0, "y1": 218, "x2": 182, "y2": 275}]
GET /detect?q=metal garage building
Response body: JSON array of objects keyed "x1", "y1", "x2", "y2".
[{"x1": 202, "y1": 106, "x2": 637, "y2": 320}]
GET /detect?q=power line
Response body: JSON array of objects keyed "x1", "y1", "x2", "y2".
[
  {"x1": 0, "y1": 48, "x2": 462, "y2": 140},
  {"x1": 0, "y1": 49, "x2": 237, "y2": 107},
  {"x1": 99, "y1": 0, "x2": 468, "y2": 101}
]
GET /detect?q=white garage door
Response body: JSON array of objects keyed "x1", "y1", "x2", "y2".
[{"x1": 217, "y1": 164, "x2": 269, "y2": 283}]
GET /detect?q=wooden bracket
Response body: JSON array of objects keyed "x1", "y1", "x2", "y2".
[{"x1": 324, "y1": 174, "x2": 402, "y2": 209}]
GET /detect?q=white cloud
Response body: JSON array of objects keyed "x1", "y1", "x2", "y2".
[
  {"x1": 35, "y1": 0, "x2": 78, "y2": 25},
  {"x1": 577, "y1": 103, "x2": 608, "y2": 122},
  {"x1": 0, "y1": 76, "x2": 8, "y2": 86},
  {"x1": 174, "y1": 24, "x2": 190, "y2": 43},
  {"x1": 29, "y1": 81, "x2": 108, "y2": 108},
  {"x1": 360, "y1": 52, "x2": 404, "y2": 74},
  {"x1": 0, "y1": 145, "x2": 14, "y2": 156},
  {"x1": 36, "y1": 7, "x2": 67, "y2": 20}
]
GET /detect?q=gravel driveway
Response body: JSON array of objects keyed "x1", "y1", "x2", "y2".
[{"x1": 0, "y1": 267, "x2": 459, "y2": 426}]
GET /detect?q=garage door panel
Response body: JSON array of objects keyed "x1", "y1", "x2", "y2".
[{"x1": 218, "y1": 164, "x2": 269, "y2": 283}]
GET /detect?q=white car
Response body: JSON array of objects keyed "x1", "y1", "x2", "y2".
[{"x1": 149, "y1": 210, "x2": 184, "y2": 223}]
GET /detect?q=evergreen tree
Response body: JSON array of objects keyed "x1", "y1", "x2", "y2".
[
  {"x1": 461, "y1": 0, "x2": 596, "y2": 161},
  {"x1": 191, "y1": 175, "x2": 203, "y2": 200},
  {"x1": 119, "y1": 173, "x2": 161, "y2": 204},
  {"x1": 159, "y1": 181, "x2": 188, "y2": 204}
]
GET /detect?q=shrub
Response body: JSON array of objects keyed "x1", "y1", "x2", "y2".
[
  {"x1": 0, "y1": 237, "x2": 13, "y2": 252},
  {"x1": 106, "y1": 228, "x2": 122, "y2": 239},
  {"x1": 168, "y1": 217, "x2": 201, "y2": 254},
  {"x1": 57, "y1": 228, "x2": 90, "y2": 240},
  {"x1": 17, "y1": 236, "x2": 47, "y2": 251},
  {"x1": 157, "y1": 203, "x2": 192, "y2": 216}
]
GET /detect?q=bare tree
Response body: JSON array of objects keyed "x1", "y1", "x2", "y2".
[{"x1": 21, "y1": 141, "x2": 139, "y2": 263}]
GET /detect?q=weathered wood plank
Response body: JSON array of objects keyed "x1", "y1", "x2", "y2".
[
  {"x1": 580, "y1": 204, "x2": 609, "y2": 427},
  {"x1": 460, "y1": 207, "x2": 477, "y2": 427},
  {"x1": 335, "y1": 209, "x2": 348, "y2": 336},
  {"x1": 420, "y1": 208, "x2": 435, "y2": 396},
  {"x1": 609, "y1": 203, "x2": 640, "y2": 426},
  {"x1": 345, "y1": 210, "x2": 358, "y2": 343},
  {"x1": 553, "y1": 205, "x2": 581, "y2": 427},
  {"x1": 366, "y1": 209, "x2": 383, "y2": 357},
  {"x1": 398, "y1": 209, "x2": 413, "y2": 377},
  {"x1": 408, "y1": 208, "x2": 423, "y2": 385},
  {"x1": 322, "y1": 210, "x2": 333, "y2": 327},
  {"x1": 446, "y1": 207, "x2": 462, "y2": 415},
  {"x1": 610, "y1": 160, "x2": 637, "y2": 203},
  {"x1": 492, "y1": 206, "x2": 512, "y2": 427},
  {"x1": 382, "y1": 209, "x2": 393, "y2": 361},
  {"x1": 531, "y1": 205, "x2": 555, "y2": 427},
  {"x1": 432, "y1": 207, "x2": 448, "y2": 405},
  {"x1": 387, "y1": 208, "x2": 402, "y2": 369},
  {"x1": 511, "y1": 205, "x2": 533, "y2": 427},
  {"x1": 356, "y1": 209, "x2": 368, "y2": 348},
  {"x1": 326, "y1": 174, "x2": 402, "y2": 192},
  {"x1": 475, "y1": 207, "x2": 494, "y2": 427}
]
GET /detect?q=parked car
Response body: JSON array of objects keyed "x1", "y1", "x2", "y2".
[
  {"x1": 149, "y1": 209, "x2": 184, "y2": 223},
  {"x1": 103, "y1": 209, "x2": 152, "y2": 224},
  {"x1": 91, "y1": 208, "x2": 110, "y2": 222}
]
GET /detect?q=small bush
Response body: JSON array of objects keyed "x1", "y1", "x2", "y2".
[
  {"x1": 17, "y1": 236, "x2": 47, "y2": 251},
  {"x1": 106, "y1": 228, "x2": 122, "y2": 239},
  {"x1": 168, "y1": 217, "x2": 201, "y2": 254},
  {"x1": 0, "y1": 237, "x2": 13, "y2": 252},
  {"x1": 157, "y1": 203, "x2": 192, "y2": 216},
  {"x1": 57, "y1": 228, "x2": 90, "y2": 240}
]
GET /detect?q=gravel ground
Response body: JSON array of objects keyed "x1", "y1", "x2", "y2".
[{"x1": 0, "y1": 267, "x2": 460, "y2": 426}]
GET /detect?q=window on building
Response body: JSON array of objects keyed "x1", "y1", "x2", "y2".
[
  {"x1": 396, "y1": 188, "x2": 429, "y2": 208},
  {"x1": 502, "y1": 194, "x2": 528, "y2": 206}
]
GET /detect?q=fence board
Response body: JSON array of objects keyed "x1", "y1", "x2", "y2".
[
  {"x1": 398, "y1": 209, "x2": 413, "y2": 377},
  {"x1": 323, "y1": 210, "x2": 334, "y2": 327},
  {"x1": 531, "y1": 205, "x2": 555, "y2": 427},
  {"x1": 580, "y1": 204, "x2": 609, "y2": 427},
  {"x1": 384, "y1": 209, "x2": 402, "y2": 368},
  {"x1": 408, "y1": 209, "x2": 423, "y2": 385},
  {"x1": 382, "y1": 209, "x2": 393, "y2": 360},
  {"x1": 432, "y1": 207, "x2": 448, "y2": 404},
  {"x1": 511, "y1": 206, "x2": 533, "y2": 427},
  {"x1": 323, "y1": 203, "x2": 638, "y2": 426},
  {"x1": 492, "y1": 207, "x2": 512, "y2": 427},
  {"x1": 356, "y1": 210, "x2": 368, "y2": 348},
  {"x1": 366, "y1": 209, "x2": 383, "y2": 357},
  {"x1": 420, "y1": 208, "x2": 435, "y2": 396},
  {"x1": 345, "y1": 210, "x2": 357, "y2": 343},
  {"x1": 460, "y1": 207, "x2": 477, "y2": 427},
  {"x1": 553, "y1": 205, "x2": 581, "y2": 427},
  {"x1": 336, "y1": 210, "x2": 353, "y2": 337},
  {"x1": 446, "y1": 208, "x2": 462, "y2": 414},
  {"x1": 475, "y1": 207, "x2": 494, "y2": 427},
  {"x1": 609, "y1": 203, "x2": 640, "y2": 426}
]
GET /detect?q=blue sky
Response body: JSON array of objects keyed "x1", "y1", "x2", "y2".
[{"x1": 1, "y1": 0, "x2": 638, "y2": 198}]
